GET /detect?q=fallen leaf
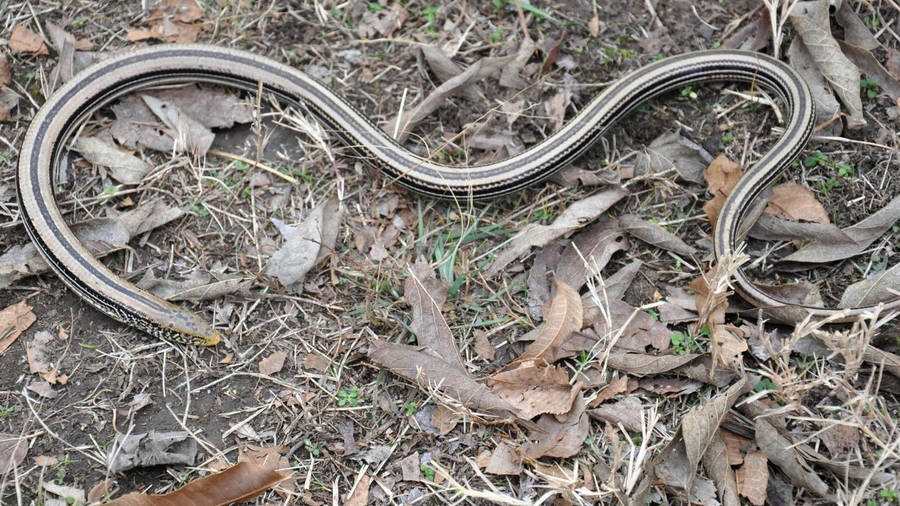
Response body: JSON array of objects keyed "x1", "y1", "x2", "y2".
[
  {"x1": 368, "y1": 340, "x2": 514, "y2": 418},
  {"x1": 789, "y1": 1, "x2": 865, "y2": 128},
  {"x1": 755, "y1": 418, "x2": 830, "y2": 499},
  {"x1": 1, "y1": 200, "x2": 186, "y2": 289},
  {"x1": 582, "y1": 260, "x2": 642, "y2": 315},
  {"x1": 26, "y1": 330, "x2": 54, "y2": 374},
  {"x1": 700, "y1": 434, "x2": 740, "y2": 506},
  {"x1": 749, "y1": 214, "x2": 851, "y2": 243},
  {"x1": 137, "y1": 270, "x2": 250, "y2": 301},
  {"x1": 88, "y1": 480, "x2": 113, "y2": 503},
  {"x1": 719, "y1": 430, "x2": 751, "y2": 465},
  {"x1": 638, "y1": 377, "x2": 701, "y2": 397},
  {"x1": 756, "y1": 281, "x2": 824, "y2": 307},
  {"x1": 0, "y1": 87, "x2": 17, "y2": 122},
  {"x1": 839, "y1": 41, "x2": 900, "y2": 100},
  {"x1": 782, "y1": 194, "x2": 900, "y2": 263},
  {"x1": 107, "y1": 462, "x2": 285, "y2": 505},
  {"x1": 389, "y1": 54, "x2": 511, "y2": 142},
  {"x1": 525, "y1": 394, "x2": 589, "y2": 458},
  {"x1": 473, "y1": 330, "x2": 495, "y2": 361},
  {"x1": 142, "y1": 95, "x2": 214, "y2": 157},
  {"x1": 587, "y1": 16, "x2": 601, "y2": 37},
  {"x1": 0, "y1": 55, "x2": 11, "y2": 87},
  {"x1": 259, "y1": 351, "x2": 287, "y2": 375},
  {"x1": 787, "y1": 38, "x2": 843, "y2": 128},
  {"x1": 0, "y1": 433, "x2": 27, "y2": 473},
  {"x1": 344, "y1": 474, "x2": 370, "y2": 506},
  {"x1": 554, "y1": 217, "x2": 628, "y2": 292},
  {"x1": 834, "y1": 2, "x2": 880, "y2": 50},
  {"x1": 0, "y1": 300, "x2": 36, "y2": 355},
  {"x1": 888, "y1": 48, "x2": 900, "y2": 80},
  {"x1": 724, "y1": 8, "x2": 771, "y2": 51},
  {"x1": 513, "y1": 280, "x2": 582, "y2": 365},
  {"x1": 764, "y1": 182, "x2": 829, "y2": 223},
  {"x1": 8, "y1": 25, "x2": 49, "y2": 55},
  {"x1": 487, "y1": 362, "x2": 581, "y2": 419},
  {"x1": 654, "y1": 377, "x2": 747, "y2": 493},
  {"x1": 587, "y1": 396, "x2": 643, "y2": 432},
  {"x1": 587, "y1": 299, "x2": 670, "y2": 353},
  {"x1": 358, "y1": 3, "x2": 408, "y2": 38},
  {"x1": 544, "y1": 88, "x2": 572, "y2": 130},
  {"x1": 485, "y1": 441, "x2": 523, "y2": 475},
  {"x1": 400, "y1": 453, "x2": 421, "y2": 481},
  {"x1": 265, "y1": 198, "x2": 342, "y2": 291},
  {"x1": 73, "y1": 136, "x2": 151, "y2": 184},
  {"x1": 736, "y1": 451, "x2": 769, "y2": 506},
  {"x1": 500, "y1": 38, "x2": 536, "y2": 89},
  {"x1": 44, "y1": 482, "x2": 86, "y2": 504},
  {"x1": 301, "y1": 353, "x2": 331, "y2": 372},
  {"x1": 634, "y1": 132, "x2": 714, "y2": 184},
  {"x1": 422, "y1": 45, "x2": 483, "y2": 102},
  {"x1": 818, "y1": 423, "x2": 860, "y2": 459},
  {"x1": 404, "y1": 258, "x2": 464, "y2": 371},
  {"x1": 588, "y1": 373, "x2": 629, "y2": 407},
  {"x1": 430, "y1": 405, "x2": 459, "y2": 435},
  {"x1": 702, "y1": 155, "x2": 744, "y2": 228},
  {"x1": 27, "y1": 379, "x2": 56, "y2": 399},
  {"x1": 118, "y1": 393, "x2": 154, "y2": 419},
  {"x1": 46, "y1": 22, "x2": 75, "y2": 88},
  {"x1": 485, "y1": 186, "x2": 628, "y2": 277},
  {"x1": 108, "y1": 431, "x2": 197, "y2": 473},
  {"x1": 34, "y1": 455, "x2": 58, "y2": 467},
  {"x1": 605, "y1": 352, "x2": 698, "y2": 376},
  {"x1": 839, "y1": 263, "x2": 900, "y2": 308},
  {"x1": 619, "y1": 214, "x2": 697, "y2": 256}
]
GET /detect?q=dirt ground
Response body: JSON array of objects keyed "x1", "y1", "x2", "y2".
[{"x1": 0, "y1": 0, "x2": 898, "y2": 504}]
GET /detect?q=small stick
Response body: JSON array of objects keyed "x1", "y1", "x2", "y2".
[{"x1": 207, "y1": 148, "x2": 299, "y2": 184}]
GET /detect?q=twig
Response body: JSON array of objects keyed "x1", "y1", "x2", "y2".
[{"x1": 206, "y1": 148, "x2": 299, "y2": 184}]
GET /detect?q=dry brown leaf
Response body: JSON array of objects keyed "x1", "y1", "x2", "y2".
[
  {"x1": 359, "y1": 4, "x2": 408, "y2": 38},
  {"x1": 238, "y1": 444, "x2": 296, "y2": 498},
  {"x1": 88, "y1": 480, "x2": 113, "y2": 503},
  {"x1": 654, "y1": 377, "x2": 747, "y2": 493},
  {"x1": 389, "y1": 54, "x2": 510, "y2": 142},
  {"x1": 258, "y1": 351, "x2": 287, "y2": 375},
  {"x1": 525, "y1": 394, "x2": 589, "y2": 458},
  {"x1": 486, "y1": 186, "x2": 628, "y2": 277},
  {"x1": 344, "y1": 474, "x2": 371, "y2": 506},
  {"x1": 0, "y1": 433, "x2": 27, "y2": 473},
  {"x1": 755, "y1": 418, "x2": 831, "y2": 499},
  {"x1": 587, "y1": 396, "x2": 643, "y2": 432},
  {"x1": 839, "y1": 263, "x2": 900, "y2": 308},
  {"x1": 544, "y1": 88, "x2": 572, "y2": 130},
  {"x1": 888, "y1": 48, "x2": 900, "y2": 80},
  {"x1": 473, "y1": 329, "x2": 495, "y2": 361},
  {"x1": 400, "y1": 453, "x2": 421, "y2": 481},
  {"x1": 634, "y1": 132, "x2": 714, "y2": 184},
  {"x1": 839, "y1": 41, "x2": 900, "y2": 100},
  {"x1": 605, "y1": 352, "x2": 698, "y2": 376},
  {"x1": 787, "y1": 38, "x2": 843, "y2": 129},
  {"x1": 719, "y1": 430, "x2": 751, "y2": 466},
  {"x1": 265, "y1": 198, "x2": 342, "y2": 291},
  {"x1": 723, "y1": 8, "x2": 771, "y2": 51},
  {"x1": 638, "y1": 377, "x2": 701, "y2": 397},
  {"x1": 404, "y1": 258, "x2": 464, "y2": 370},
  {"x1": 756, "y1": 280, "x2": 824, "y2": 307},
  {"x1": 701, "y1": 434, "x2": 740, "y2": 506},
  {"x1": 301, "y1": 353, "x2": 330, "y2": 372},
  {"x1": 619, "y1": 214, "x2": 696, "y2": 256},
  {"x1": 368, "y1": 340, "x2": 514, "y2": 417},
  {"x1": 137, "y1": 271, "x2": 250, "y2": 302},
  {"x1": 587, "y1": 16, "x2": 601, "y2": 37},
  {"x1": 554, "y1": 217, "x2": 628, "y2": 292},
  {"x1": 790, "y1": 1, "x2": 865, "y2": 128},
  {"x1": 764, "y1": 182, "x2": 830, "y2": 223},
  {"x1": 581, "y1": 260, "x2": 642, "y2": 317},
  {"x1": 8, "y1": 25, "x2": 49, "y2": 55},
  {"x1": 487, "y1": 362, "x2": 580, "y2": 419},
  {"x1": 0, "y1": 300, "x2": 36, "y2": 356},
  {"x1": 141, "y1": 94, "x2": 214, "y2": 156},
  {"x1": 749, "y1": 214, "x2": 851, "y2": 243},
  {"x1": 589, "y1": 373, "x2": 628, "y2": 407},
  {"x1": 834, "y1": 2, "x2": 880, "y2": 50},
  {"x1": 25, "y1": 330, "x2": 53, "y2": 374},
  {"x1": 702, "y1": 155, "x2": 744, "y2": 228},
  {"x1": 783, "y1": 194, "x2": 900, "y2": 264},
  {"x1": 514, "y1": 280, "x2": 582, "y2": 365},
  {"x1": 485, "y1": 441, "x2": 523, "y2": 475},
  {"x1": 500, "y1": 38, "x2": 535, "y2": 89},
  {"x1": 588, "y1": 299, "x2": 670, "y2": 353},
  {"x1": 107, "y1": 462, "x2": 285, "y2": 505},
  {"x1": 736, "y1": 451, "x2": 769, "y2": 506},
  {"x1": 73, "y1": 136, "x2": 151, "y2": 184},
  {"x1": 430, "y1": 405, "x2": 459, "y2": 435},
  {"x1": 0, "y1": 55, "x2": 11, "y2": 87},
  {"x1": 43, "y1": 482, "x2": 85, "y2": 504}
]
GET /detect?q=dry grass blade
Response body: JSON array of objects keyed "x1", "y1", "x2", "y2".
[{"x1": 107, "y1": 461, "x2": 286, "y2": 505}]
